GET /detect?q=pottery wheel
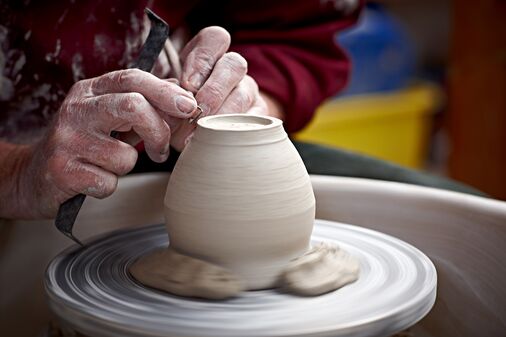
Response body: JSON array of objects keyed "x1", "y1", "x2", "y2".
[{"x1": 45, "y1": 220, "x2": 437, "y2": 337}]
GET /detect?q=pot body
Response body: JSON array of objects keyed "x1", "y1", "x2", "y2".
[{"x1": 164, "y1": 114, "x2": 315, "y2": 289}]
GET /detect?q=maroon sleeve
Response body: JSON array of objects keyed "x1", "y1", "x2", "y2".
[
  {"x1": 222, "y1": 1, "x2": 363, "y2": 132},
  {"x1": 156, "y1": 0, "x2": 362, "y2": 132}
]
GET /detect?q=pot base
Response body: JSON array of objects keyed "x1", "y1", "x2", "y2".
[
  {"x1": 129, "y1": 247, "x2": 244, "y2": 299},
  {"x1": 129, "y1": 241, "x2": 359, "y2": 299}
]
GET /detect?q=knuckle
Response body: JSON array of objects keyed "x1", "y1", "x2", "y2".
[
  {"x1": 116, "y1": 68, "x2": 142, "y2": 88},
  {"x1": 222, "y1": 52, "x2": 248, "y2": 74},
  {"x1": 102, "y1": 175, "x2": 118, "y2": 197},
  {"x1": 182, "y1": 49, "x2": 214, "y2": 90},
  {"x1": 58, "y1": 97, "x2": 90, "y2": 124},
  {"x1": 46, "y1": 153, "x2": 73, "y2": 187},
  {"x1": 147, "y1": 124, "x2": 171, "y2": 150},
  {"x1": 68, "y1": 99, "x2": 89, "y2": 115},
  {"x1": 91, "y1": 174, "x2": 118, "y2": 199},
  {"x1": 203, "y1": 85, "x2": 226, "y2": 109},
  {"x1": 120, "y1": 93, "x2": 145, "y2": 114},
  {"x1": 192, "y1": 48, "x2": 215, "y2": 71},
  {"x1": 115, "y1": 146, "x2": 138, "y2": 175},
  {"x1": 128, "y1": 92, "x2": 146, "y2": 106},
  {"x1": 68, "y1": 79, "x2": 87, "y2": 95}
]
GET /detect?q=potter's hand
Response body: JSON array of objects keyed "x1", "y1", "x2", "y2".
[
  {"x1": 169, "y1": 26, "x2": 269, "y2": 150},
  {"x1": 5, "y1": 69, "x2": 197, "y2": 219}
]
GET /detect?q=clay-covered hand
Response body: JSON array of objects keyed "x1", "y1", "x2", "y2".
[
  {"x1": 15, "y1": 69, "x2": 197, "y2": 218},
  {"x1": 169, "y1": 26, "x2": 269, "y2": 151}
]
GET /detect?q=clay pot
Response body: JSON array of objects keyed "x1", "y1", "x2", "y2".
[{"x1": 164, "y1": 114, "x2": 315, "y2": 289}]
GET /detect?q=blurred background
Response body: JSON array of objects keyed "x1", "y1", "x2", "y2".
[{"x1": 295, "y1": 0, "x2": 506, "y2": 200}]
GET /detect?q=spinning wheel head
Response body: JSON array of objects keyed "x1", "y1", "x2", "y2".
[{"x1": 45, "y1": 221, "x2": 436, "y2": 337}]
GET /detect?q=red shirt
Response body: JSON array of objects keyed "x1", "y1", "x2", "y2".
[{"x1": 0, "y1": 0, "x2": 361, "y2": 142}]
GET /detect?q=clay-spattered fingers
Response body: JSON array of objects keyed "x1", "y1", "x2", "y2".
[
  {"x1": 83, "y1": 93, "x2": 171, "y2": 163},
  {"x1": 195, "y1": 52, "x2": 248, "y2": 116},
  {"x1": 73, "y1": 163, "x2": 118, "y2": 199},
  {"x1": 86, "y1": 69, "x2": 197, "y2": 120},
  {"x1": 69, "y1": 131, "x2": 138, "y2": 176},
  {"x1": 245, "y1": 96, "x2": 270, "y2": 116},
  {"x1": 179, "y1": 26, "x2": 231, "y2": 92},
  {"x1": 169, "y1": 52, "x2": 248, "y2": 151},
  {"x1": 214, "y1": 75, "x2": 258, "y2": 115},
  {"x1": 47, "y1": 155, "x2": 118, "y2": 199}
]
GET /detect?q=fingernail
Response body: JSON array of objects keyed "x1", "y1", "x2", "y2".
[
  {"x1": 189, "y1": 73, "x2": 205, "y2": 89},
  {"x1": 175, "y1": 96, "x2": 196, "y2": 114}
]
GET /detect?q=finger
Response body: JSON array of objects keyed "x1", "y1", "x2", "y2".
[
  {"x1": 245, "y1": 96, "x2": 270, "y2": 116},
  {"x1": 73, "y1": 162, "x2": 118, "y2": 199},
  {"x1": 180, "y1": 26, "x2": 231, "y2": 93},
  {"x1": 85, "y1": 93, "x2": 172, "y2": 163},
  {"x1": 196, "y1": 52, "x2": 248, "y2": 116},
  {"x1": 50, "y1": 158, "x2": 118, "y2": 199},
  {"x1": 169, "y1": 53, "x2": 248, "y2": 151},
  {"x1": 170, "y1": 125, "x2": 194, "y2": 152},
  {"x1": 87, "y1": 69, "x2": 197, "y2": 119},
  {"x1": 152, "y1": 48, "x2": 171, "y2": 78},
  {"x1": 214, "y1": 75, "x2": 258, "y2": 115},
  {"x1": 71, "y1": 132, "x2": 139, "y2": 176},
  {"x1": 171, "y1": 75, "x2": 256, "y2": 151},
  {"x1": 165, "y1": 39, "x2": 182, "y2": 79}
]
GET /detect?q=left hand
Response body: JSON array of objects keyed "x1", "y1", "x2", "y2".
[{"x1": 168, "y1": 26, "x2": 269, "y2": 151}]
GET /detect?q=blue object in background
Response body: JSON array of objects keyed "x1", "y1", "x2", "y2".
[{"x1": 336, "y1": 3, "x2": 416, "y2": 96}]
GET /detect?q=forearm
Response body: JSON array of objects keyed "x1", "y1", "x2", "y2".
[{"x1": 0, "y1": 141, "x2": 34, "y2": 219}]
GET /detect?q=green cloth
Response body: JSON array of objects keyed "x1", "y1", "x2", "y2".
[
  {"x1": 293, "y1": 141, "x2": 485, "y2": 197},
  {"x1": 131, "y1": 141, "x2": 485, "y2": 197}
]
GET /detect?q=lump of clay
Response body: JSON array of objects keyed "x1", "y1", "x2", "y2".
[
  {"x1": 129, "y1": 248, "x2": 243, "y2": 300},
  {"x1": 279, "y1": 242, "x2": 360, "y2": 296}
]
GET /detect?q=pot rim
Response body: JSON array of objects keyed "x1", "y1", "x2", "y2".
[{"x1": 197, "y1": 114, "x2": 283, "y2": 132}]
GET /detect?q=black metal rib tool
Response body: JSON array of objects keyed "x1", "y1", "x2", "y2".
[{"x1": 54, "y1": 8, "x2": 170, "y2": 246}]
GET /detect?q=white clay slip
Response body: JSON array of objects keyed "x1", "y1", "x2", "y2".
[
  {"x1": 279, "y1": 242, "x2": 360, "y2": 296},
  {"x1": 130, "y1": 242, "x2": 360, "y2": 299},
  {"x1": 130, "y1": 248, "x2": 243, "y2": 299}
]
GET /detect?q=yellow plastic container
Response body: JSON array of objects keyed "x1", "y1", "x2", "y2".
[{"x1": 294, "y1": 83, "x2": 442, "y2": 168}]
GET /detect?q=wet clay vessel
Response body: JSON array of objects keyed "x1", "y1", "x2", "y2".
[{"x1": 164, "y1": 114, "x2": 315, "y2": 289}]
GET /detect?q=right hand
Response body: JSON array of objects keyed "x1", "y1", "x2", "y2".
[
  {"x1": 16, "y1": 69, "x2": 197, "y2": 219},
  {"x1": 168, "y1": 26, "x2": 266, "y2": 151}
]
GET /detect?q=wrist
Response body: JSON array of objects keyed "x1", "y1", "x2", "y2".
[{"x1": 0, "y1": 142, "x2": 36, "y2": 219}]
